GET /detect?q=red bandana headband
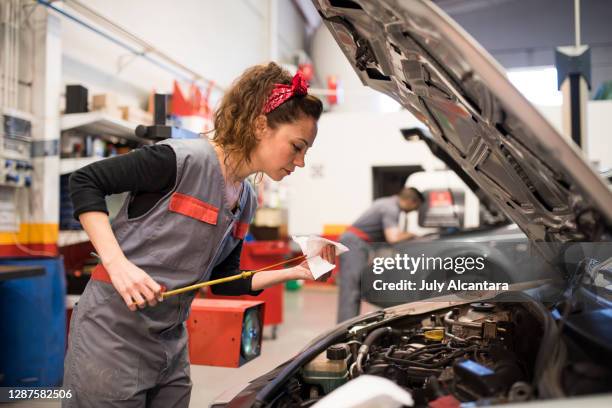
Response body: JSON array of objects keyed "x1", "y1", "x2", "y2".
[{"x1": 263, "y1": 71, "x2": 309, "y2": 114}]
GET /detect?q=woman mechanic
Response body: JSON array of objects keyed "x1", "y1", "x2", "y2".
[{"x1": 63, "y1": 62, "x2": 336, "y2": 407}]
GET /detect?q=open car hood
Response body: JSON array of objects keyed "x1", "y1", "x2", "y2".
[
  {"x1": 401, "y1": 127, "x2": 508, "y2": 225},
  {"x1": 313, "y1": 0, "x2": 612, "y2": 242}
]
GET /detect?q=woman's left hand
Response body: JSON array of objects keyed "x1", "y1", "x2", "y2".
[{"x1": 293, "y1": 244, "x2": 337, "y2": 281}]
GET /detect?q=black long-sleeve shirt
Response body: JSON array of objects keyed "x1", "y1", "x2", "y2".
[{"x1": 69, "y1": 145, "x2": 259, "y2": 296}]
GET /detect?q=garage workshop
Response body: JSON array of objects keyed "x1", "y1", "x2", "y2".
[{"x1": 1, "y1": 0, "x2": 612, "y2": 407}]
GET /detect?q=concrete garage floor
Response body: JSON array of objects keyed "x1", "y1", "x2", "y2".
[{"x1": 4, "y1": 286, "x2": 378, "y2": 408}]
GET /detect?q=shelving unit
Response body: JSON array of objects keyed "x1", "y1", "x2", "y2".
[
  {"x1": 61, "y1": 111, "x2": 146, "y2": 142},
  {"x1": 59, "y1": 157, "x2": 104, "y2": 175},
  {"x1": 59, "y1": 112, "x2": 148, "y2": 247}
]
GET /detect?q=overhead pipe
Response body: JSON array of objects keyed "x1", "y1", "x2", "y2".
[
  {"x1": 36, "y1": 0, "x2": 224, "y2": 93},
  {"x1": 1, "y1": 0, "x2": 20, "y2": 110},
  {"x1": 267, "y1": 0, "x2": 278, "y2": 61},
  {"x1": 574, "y1": 0, "x2": 581, "y2": 48},
  {"x1": 2, "y1": 1, "x2": 9, "y2": 108},
  {"x1": 14, "y1": 0, "x2": 21, "y2": 109},
  {"x1": 555, "y1": 0, "x2": 590, "y2": 151}
]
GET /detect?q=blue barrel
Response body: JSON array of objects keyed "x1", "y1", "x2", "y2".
[{"x1": 0, "y1": 257, "x2": 66, "y2": 387}]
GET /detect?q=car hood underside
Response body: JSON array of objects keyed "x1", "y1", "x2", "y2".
[{"x1": 313, "y1": 0, "x2": 612, "y2": 242}]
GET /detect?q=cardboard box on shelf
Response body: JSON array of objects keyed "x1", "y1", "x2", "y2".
[
  {"x1": 254, "y1": 207, "x2": 287, "y2": 227},
  {"x1": 119, "y1": 106, "x2": 153, "y2": 126},
  {"x1": 92, "y1": 93, "x2": 118, "y2": 110},
  {"x1": 251, "y1": 208, "x2": 288, "y2": 240},
  {"x1": 249, "y1": 225, "x2": 288, "y2": 241},
  {"x1": 91, "y1": 94, "x2": 122, "y2": 119}
]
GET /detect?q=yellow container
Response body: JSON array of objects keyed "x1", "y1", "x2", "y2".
[{"x1": 322, "y1": 224, "x2": 348, "y2": 236}]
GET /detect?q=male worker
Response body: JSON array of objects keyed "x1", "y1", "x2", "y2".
[{"x1": 337, "y1": 187, "x2": 423, "y2": 322}]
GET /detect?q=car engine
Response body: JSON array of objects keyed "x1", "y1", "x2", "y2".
[{"x1": 272, "y1": 294, "x2": 611, "y2": 407}]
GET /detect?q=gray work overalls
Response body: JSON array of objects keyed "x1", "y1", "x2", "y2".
[
  {"x1": 63, "y1": 138, "x2": 257, "y2": 407},
  {"x1": 337, "y1": 196, "x2": 402, "y2": 322},
  {"x1": 337, "y1": 228, "x2": 371, "y2": 323}
]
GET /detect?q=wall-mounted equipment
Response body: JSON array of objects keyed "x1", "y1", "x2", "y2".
[
  {"x1": 0, "y1": 109, "x2": 33, "y2": 188},
  {"x1": 134, "y1": 94, "x2": 199, "y2": 140}
]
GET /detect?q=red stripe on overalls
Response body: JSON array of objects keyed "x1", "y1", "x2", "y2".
[
  {"x1": 91, "y1": 263, "x2": 112, "y2": 283},
  {"x1": 92, "y1": 193, "x2": 218, "y2": 284},
  {"x1": 91, "y1": 264, "x2": 166, "y2": 293},
  {"x1": 346, "y1": 226, "x2": 371, "y2": 242},
  {"x1": 233, "y1": 222, "x2": 249, "y2": 239},
  {"x1": 169, "y1": 192, "x2": 219, "y2": 225}
]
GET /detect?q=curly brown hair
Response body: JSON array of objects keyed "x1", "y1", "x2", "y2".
[{"x1": 211, "y1": 62, "x2": 323, "y2": 168}]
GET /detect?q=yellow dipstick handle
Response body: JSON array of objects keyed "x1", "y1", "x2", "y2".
[
  {"x1": 160, "y1": 253, "x2": 307, "y2": 299},
  {"x1": 90, "y1": 251, "x2": 312, "y2": 308},
  {"x1": 161, "y1": 255, "x2": 306, "y2": 298}
]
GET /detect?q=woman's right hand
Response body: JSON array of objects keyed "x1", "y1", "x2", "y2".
[{"x1": 104, "y1": 256, "x2": 164, "y2": 311}]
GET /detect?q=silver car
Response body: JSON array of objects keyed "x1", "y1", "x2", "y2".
[{"x1": 212, "y1": 1, "x2": 612, "y2": 406}]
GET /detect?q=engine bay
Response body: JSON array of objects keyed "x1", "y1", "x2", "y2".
[{"x1": 272, "y1": 296, "x2": 612, "y2": 407}]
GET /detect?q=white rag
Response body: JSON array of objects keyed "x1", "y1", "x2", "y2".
[
  {"x1": 312, "y1": 375, "x2": 414, "y2": 408},
  {"x1": 291, "y1": 235, "x2": 349, "y2": 279}
]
